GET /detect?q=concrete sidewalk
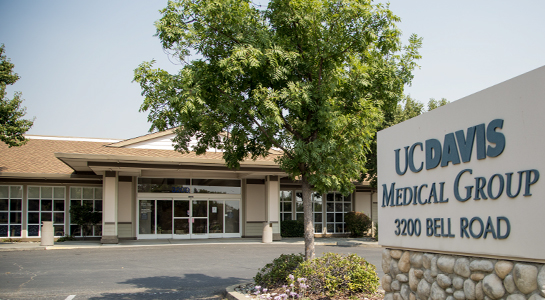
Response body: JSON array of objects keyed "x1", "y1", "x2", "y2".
[{"x1": 0, "y1": 237, "x2": 379, "y2": 251}]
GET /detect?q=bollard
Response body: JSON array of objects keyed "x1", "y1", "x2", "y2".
[
  {"x1": 41, "y1": 221, "x2": 54, "y2": 246},
  {"x1": 262, "y1": 222, "x2": 273, "y2": 243}
]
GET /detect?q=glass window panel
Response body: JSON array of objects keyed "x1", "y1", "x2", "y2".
[
  {"x1": 95, "y1": 187, "x2": 102, "y2": 199},
  {"x1": 10, "y1": 225, "x2": 21, "y2": 237},
  {"x1": 28, "y1": 212, "x2": 40, "y2": 224},
  {"x1": 54, "y1": 225, "x2": 64, "y2": 236},
  {"x1": 41, "y1": 199, "x2": 52, "y2": 211},
  {"x1": 295, "y1": 201, "x2": 303, "y2": 212},
  {"x1": 327, "y1": 223, "x2": 334, "y2": 233},
  {"x1": 192, "y1": 200, "x2": 207, "y2": 218},
  {"x1": 138, "y1": 178, "x2": 191, "y2": 193},
  {"x1": 0, "y1": 186, "x2": 8, "y2": 198},
  {"x1": 315, "y1": 223, "x2": 322, "y2": 234},
  {"x1": 10, "y1": 186, "x2": 22, "y2": 198},
  {"x1": 314, "y1": 213, "x2": 322, "y2": 223},
  {"x1": 70, "y1": 225, "x2": 81, "y2": 236},
  {"x1": 192, "y1": 179, "x2": 241, "y2": 194},
  {"x1": 41, "y1": 187, "x2": 53, "y2": 199},
  {"x1": 82, "y1": 225, "x2": 93, "y2": 236},
  {"x1": 139, "y1": 200, "x2": 155, "y2": 234},
  {"x1": 94, "y1": 225, "x2": 102, "y2": 236},
  {"x1": 95, "y1": 200, "x2": 103, "y2": 212},
  {"x1": 313, "y1": 202, "x2": 322, "y2": 212},
  {"x1": 70, "y1": 187, "x2": 82, "y2": 199},
  {"x1": 326, "y1": 203, "x2": 334, "y2": 212},
  {"x1": 28, "y1": 225, "x2": 40, "y2": 236},
  {"x1": 344, "y1": 194, "x2": 352, "y2": 202},
  {"x1": 327, "y1": 213, "x2": 334, "y2": 223},
  {"x1": 0, "y1": 212, "x2": 7, "y2": 224},
  {"x1": 335, "y1": 213, "x2": 343, "y2": 222},
  {"x1": 174, "y1": 219, "x2": 189, "y2": 235},
  {"x1": 54, "y1": 200, "x2": 64, "y2": 212},
  {"x1": 192, "y1": 218, "x2": 207, "y2": 234},
  {"x1": 70, "y1": 200, "x2": 80, "y2": 208},
  {"x1": 157, "y1": 200, "x2": 173, "y2": 234},
  {"x1": 282, "y1": 202, "x2": 292, "y2": 212},
  {"x1": 41, "y1": 212, "x2": 52, "y2": 222},
  {"x1": 0, "y1": 199, "x2": 7, "y2": 211},
  {"x1": 83, "y1": 200, "x2": 93, "y2": 208},
  {"x1": 282, "y1": 213, "x2": 292, "y2": 221},
  {"x1": 295, "y1": 191, "x2": 303, "y2": 202},
  {"x1": 225, "y1": 200, "x2": 240, "y2": 233},
  {"x1": 335, "y1": 203, "x2": 343, "y2": 212},
  {"x1": 10, "y1": 212, "x2": 21, "y2": 224},
  {"x1": 28, "y1": 199, "x2": 40, "y2": 211},
  {"x1": 28, "y1": 187, "x2": 40, "y2": 198},
  {"x1": 336, "y1": 223, "x2": 344, "y2": 233},
  {"x1": 10, "y1": 199, "x2": 21, "y2": 211},
  {"x1": 83, "y1": 187, "x2": 94, "y2": 199},
  {"x1": 209, "y1": 201, "x2": 223, "y2": 234},
  {"x1": 344, "y1": 203, "x2": 351, "y2": 212},
  {"x1": 280, "y1": 191, "x2": 292, "y2": 201},
  {"x1": 296, "y1": 213, "x2": 304, "y2": 222},
  {"x1": 54, "y1": 187, "x2": 64, "y2": 199},
  {"x1": 326, "y1": 193, "x2": 334, "y2": 202},
  {"x1": 54, "y1": 213, "x2": 64, "y2": 223},
  {"x1": 0, "y1": 225, "x2": 7, "y2": 237},
  {"x1": 312, "y1": 192, "x2": 322, "y2": 202},
  {"x1": 174, "y1": 200, "x2": 189, "y2": 218},
  {"x1": 335, "y1": 193, "x2": 343, "y2": 202}
]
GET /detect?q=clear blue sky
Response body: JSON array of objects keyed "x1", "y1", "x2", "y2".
[{"x1": 1, "y1": 0, "x2": 544, "y2": 139}]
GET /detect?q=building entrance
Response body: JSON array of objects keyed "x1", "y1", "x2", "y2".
[{"x1": 137, "y1": 198, "x2": 240, "y2": 239}]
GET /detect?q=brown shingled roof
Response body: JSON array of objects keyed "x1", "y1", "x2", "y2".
[{"x1": 0, "y1": 137, "x2": 279, "y2": 176}]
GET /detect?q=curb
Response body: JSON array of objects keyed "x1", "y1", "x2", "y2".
[{"x1": 225, "y1": 283, "x2": 251, "y2": 300}]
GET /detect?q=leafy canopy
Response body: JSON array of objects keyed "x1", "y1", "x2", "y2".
[
  {"x1": 0, "y1": 44, "x2": 34, "y2": 147},
  {"x1": 135, "y1": 0, "x2": 422, "y2": 196}
]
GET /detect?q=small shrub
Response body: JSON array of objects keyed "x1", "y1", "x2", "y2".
[
  {"x1": 280, "y1": 220, "x2": 304, "y2": 237},
  {"x1": 344, "y1": 211, "x2": 372, "y2": 237},
  {"x1": 254, "y1": 253, "x2": 304, "y2": 288},
  {"x1": 292, "y1": 252, "x2": 379, "y2": 296},
  {"x1": 56, "y1": 235, "x2": 75, "y2": 242},
  {"x1": 374, "y1": 222, "x2": 378, "y2": 240}
]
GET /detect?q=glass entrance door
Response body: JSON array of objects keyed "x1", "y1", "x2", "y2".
[
  {"x1": 173, "y1": 200, "x2": 190, "y2": 239},
  {"x1": 191, "y1": 200, "x2": 208, "y2": 239}
]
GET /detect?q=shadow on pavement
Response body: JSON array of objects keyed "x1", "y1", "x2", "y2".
[{"x1": 88, "y1": 273, "x2": 245, "y2": 299}]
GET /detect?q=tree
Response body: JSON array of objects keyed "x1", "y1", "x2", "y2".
[
  {"x1": 364, "y1": 96, "x2": 449, "y2": 188},
  {"x1": 134, "y1": 0, "x2": 421, "y2": 260},
  {"x1": 0, "y1": 44, "x2": 34, "y2": 147}
]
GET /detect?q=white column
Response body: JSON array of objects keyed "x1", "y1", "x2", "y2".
[
  {"x1": 101, "y1": 171, "x2": 118, "y2": 244},
  {"x1": 265, "y1": 175, "x2": 280, "y2": 240}
]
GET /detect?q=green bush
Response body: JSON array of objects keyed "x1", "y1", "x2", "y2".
[
  {"x1": 280, "y1": 220, "x2": 304, "y2": 237},
  {"x1": 254, "y1": 253, "x2": 304, "y2": 288},
  {"x1": 292, "y1": 252, "x2": 379, "y2": 296},
  {"x1": 344, "y1": 211, "x2": 372, "y2": 237}
]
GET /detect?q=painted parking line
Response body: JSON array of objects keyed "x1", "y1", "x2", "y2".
[{"x1": 65, "y1": 295, "x2": 76, "y2": 300}]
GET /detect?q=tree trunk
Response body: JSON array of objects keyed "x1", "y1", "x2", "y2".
[{"x1": 301, "y1": 175, "x2": 315, "y2": 261}]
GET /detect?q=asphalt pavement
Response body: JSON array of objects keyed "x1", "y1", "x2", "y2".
[{"x1": 0, "y1": 237, "x2": 383, "y2": 300}]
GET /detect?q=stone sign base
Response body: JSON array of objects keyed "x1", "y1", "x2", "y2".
[{"x1": 382, "y1": 248, "x2": 545, "y2": 300}]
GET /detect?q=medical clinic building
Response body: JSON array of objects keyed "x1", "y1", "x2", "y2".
[{"x1": 0, "y1": 129, "x2": 377, "y2": 243}]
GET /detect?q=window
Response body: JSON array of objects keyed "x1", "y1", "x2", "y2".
[
  {"x1": 279, "y1": 190, "x2": 293, "y2": 221},
  {"x1": 326, "y1": 192, "x2": 352, "y2": 234},
  {"x1": 70, "y1": 187, "x2": 102, "y2": 237},
  {"x1": 295, "y1": 191, "x2": 304, "y2": 222},
  {"x1": 137, "y1": 178, "x2": 241, "y2": 194},
  {"x1": 0, "y1": 186, "x2": 23, "y2": 237},
  {"x1": 27, "y1": 186, "x2": 65, "y2": 237},
  {"x1": 312, "y1": 192, "x2": 323, "y2": 233}
]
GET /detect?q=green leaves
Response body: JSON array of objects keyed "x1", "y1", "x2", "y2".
[{"x1": 0, "y1": 44, "x2": 34, "y2": 148}]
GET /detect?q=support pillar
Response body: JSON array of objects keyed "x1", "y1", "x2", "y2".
[
  {"x1": 101, "y1": 171, "x2": 118, "y2": 244},
  {"x1": 265, "y1": 175, "x2": 281, "y2": 241}
]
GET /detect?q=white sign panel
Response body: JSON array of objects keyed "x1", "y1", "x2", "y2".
[{"x1": 378, "y1": 66, "x2": 545, "y2": 261}]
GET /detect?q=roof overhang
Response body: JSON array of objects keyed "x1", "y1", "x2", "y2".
[{"x1": 55, "y1": 152, "x2": 287, "y2": 179}]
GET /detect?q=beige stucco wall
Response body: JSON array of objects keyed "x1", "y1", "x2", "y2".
[
  {"x1": 117, "y1": 180, "x2": 134, "y2": 238},
  {"x1": 245, "y1": 183, "x2": 266, "y2": 222}
]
